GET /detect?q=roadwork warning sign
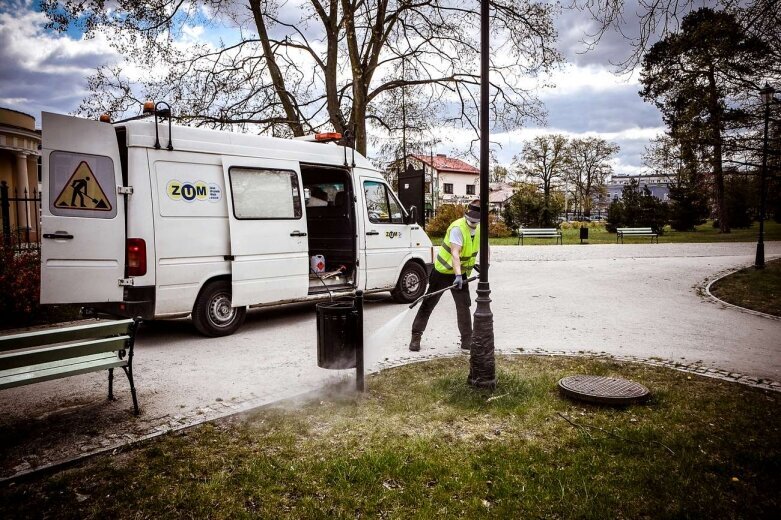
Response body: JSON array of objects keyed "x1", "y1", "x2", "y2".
[{"x1": 53, "y1": 161, "x2": 112, "y2": 211}]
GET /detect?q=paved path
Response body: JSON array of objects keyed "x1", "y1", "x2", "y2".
[{"x1": 1, "y1": 242, "x2": 780, "y2": 478}]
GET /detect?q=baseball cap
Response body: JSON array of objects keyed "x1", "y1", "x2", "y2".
[{"x1": 465, "y1": 201, "x2": 481, "y2": 223}]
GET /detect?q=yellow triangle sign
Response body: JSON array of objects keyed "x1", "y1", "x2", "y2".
[{"x1": 53, "y1": 161, "x2": 112, "y2": 211}]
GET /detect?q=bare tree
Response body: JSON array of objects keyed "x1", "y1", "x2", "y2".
[
  {"x1": 514, "y1": 135, "x2": 567, "y2": 199},
  {"x1": 565, "y1": 137, "x2": 619, "y2": 217},
  {"x1": 43, "y1": 0, "x2": 562, "y2": 155}
]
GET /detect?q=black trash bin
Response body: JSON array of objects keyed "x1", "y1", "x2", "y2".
[
  {"x1": 316, "y1": 300, "x2": 357, "y2": 369},
  {"x1": 580, "y1": 226, "x2": 589, "y2": 244}
]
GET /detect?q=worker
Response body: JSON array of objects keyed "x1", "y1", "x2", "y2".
[{"x1": 409, "y1": 200, "x2": 483, "y2": 352}]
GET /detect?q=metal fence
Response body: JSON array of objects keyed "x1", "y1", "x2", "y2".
[{"x1": 1, "y1": 180, "x2": 41, "y2": 254}]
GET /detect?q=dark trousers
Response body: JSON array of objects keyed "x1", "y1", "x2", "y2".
[{"x1": 411, "y1": 270, "x2": 472, "y2": 339}]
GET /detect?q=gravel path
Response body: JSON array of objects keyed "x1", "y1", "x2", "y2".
[{"x1": 1, "y1": 241, "x2": 779, "y2": 479}]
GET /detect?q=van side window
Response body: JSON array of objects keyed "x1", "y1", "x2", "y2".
[
  {"x1": 229, "y1": 167, "x2": 302, "y2": 219},
  {"x1": 364, "y1": 181, "x2": 404, "y2": 224}
]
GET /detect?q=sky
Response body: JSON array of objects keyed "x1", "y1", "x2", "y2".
[{"x1": 0, "y1": 0, "x2": 667, "y2": 175}]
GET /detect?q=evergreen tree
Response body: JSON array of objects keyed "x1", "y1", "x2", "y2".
[
  {"x1": 639, "y1": 7, "x2": 772, "y2": 233},
  {"x1": 606, "y1": 196, "x2": 623, "y2": 233}
]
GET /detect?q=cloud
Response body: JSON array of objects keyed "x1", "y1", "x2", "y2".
[
  {"x1": 1, "y1": 0, "x2": 666, "y2": 175},
  {"x1": 0, "y1": 2, "x2": 120, "y2": 123},
  {"x1": 539, "y1": 82, "x2": 661, "y2": 133}
]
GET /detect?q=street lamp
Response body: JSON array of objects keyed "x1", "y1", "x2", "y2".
[
  {"x1": 469, "y1": 0, "x2": 496, "y2": 389},
  {"x1": 755, "y1": 83, "x2": 774, "y2": 269}
]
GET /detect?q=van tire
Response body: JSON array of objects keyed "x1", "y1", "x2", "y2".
[
  {"x1": 391, "y1": 262, "x2": 427, "y2": 303},
  {"x1": 192, "y1": 280, "x2": 247, "y2": 337}
]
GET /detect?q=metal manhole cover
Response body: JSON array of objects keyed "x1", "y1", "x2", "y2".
[{"x1": 558, "y1": 375, "x2": 651, "y2": 406}]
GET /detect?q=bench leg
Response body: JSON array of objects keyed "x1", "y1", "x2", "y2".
[
  {"x1": 108, "y1": 368, "x2": 114, "y2": 400},
  {"x1": 122, "y1": 365, "x2": 140, "y2": 416}
]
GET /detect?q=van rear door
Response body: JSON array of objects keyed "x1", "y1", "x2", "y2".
[
  {"x1": 222, "y1": 158, "x2": 309, "y2": 306},
  {"x1": 40, "y1": 112, "x2": 126, "y2": 304}
]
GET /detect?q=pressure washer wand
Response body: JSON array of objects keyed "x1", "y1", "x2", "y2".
[{"x1": 408, "y1": 275, "x2": 478, "y2": 309}]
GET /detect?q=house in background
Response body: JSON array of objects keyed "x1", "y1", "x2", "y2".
[
  {"x1": 488, "y1": 182, "x2": 514, "y2": 213},
  {"x1": 0, "y1": 108, "x2": 41, "y2": 242},
  {"x1": 399, "y1": 153, "x2": 480, "y2": 212}
]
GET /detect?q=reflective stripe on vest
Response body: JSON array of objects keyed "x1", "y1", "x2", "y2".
[{"x1": 434, "y1": 217, "x2": 480, "y2": 275}]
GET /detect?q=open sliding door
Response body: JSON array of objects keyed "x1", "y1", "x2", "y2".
[{"x1": 221, "y1": 157, "x2": 309, "y2": 306}]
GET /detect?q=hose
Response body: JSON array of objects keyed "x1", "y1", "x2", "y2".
[{"x1": 408, "y1": 275, "x2": 478, "y2": 309}]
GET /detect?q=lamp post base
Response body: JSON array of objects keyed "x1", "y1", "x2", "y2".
[
  {"x1": 469, "y1": 281, "x2": 497, "y2": 389},
  {"x1": 755, "y1": 241, "x2": 765, "y2": 269}
]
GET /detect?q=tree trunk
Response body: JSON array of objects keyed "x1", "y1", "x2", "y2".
[
  {"x1": 352, "y1": 89, "x2": 369, "y2": 156},
  {"x1": 249, "y1": 0, "x2": 305, "y2": 137},
  {"x1": 319, "y1": 0, "x2": 345, "y2": 134},
  {"x1": 707, "y1": 67, "x2": 729, "y2": 233},
  {"x1": 341, "y1": 0, "x2": 368, "y2": 155}
]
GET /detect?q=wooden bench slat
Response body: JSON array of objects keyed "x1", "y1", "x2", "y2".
[
  {"x1": 0, "y1": 319, "x2": 135, "y2": 352},
  {"x1": 0, "y1": 318, "x2": 140, "y2": 415},
  {"x1": 0, "y1": 336, "x2": 129, "y2": 371},
  {"x1": 0, "y1": 358, "x2": 127, "y2": 391},
  {"x1": 0, "y1": 352, "x2": 120, "y2": 379}
]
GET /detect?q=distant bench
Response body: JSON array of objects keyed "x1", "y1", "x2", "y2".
[
  {"x1": 0, "y1": 319, "x2": 140, "y2": 415},
  {"x1": 518, "y1": 228, "x2": 563, "y2": 245},
  {"x1": 617, "y1": 227, "x2": 659, "y2": 244}
]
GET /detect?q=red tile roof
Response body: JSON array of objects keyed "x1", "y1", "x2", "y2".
[{"x1": 412, "y1": 154, "x2": 479, "y2": 174}]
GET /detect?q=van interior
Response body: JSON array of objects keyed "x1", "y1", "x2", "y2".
[{"x1": 301, "y1": 164, "x2": 357, "y2": 294}]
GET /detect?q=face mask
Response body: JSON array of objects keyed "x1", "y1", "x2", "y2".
[{"x1": 466, "y1": 219, "x2": 478, "y2": 229}]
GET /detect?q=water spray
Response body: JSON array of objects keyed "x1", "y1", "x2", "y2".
[{"x1": 408, "y1": 275, "x2": 478, "y2": 309}]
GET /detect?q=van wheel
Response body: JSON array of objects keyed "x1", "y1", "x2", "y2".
[
  {"x1": 192, "y1": 281, "x2": 246, "y2": 337},
  {"x1": 391, "y1": 262, "x2": 427, "y2": 303}
]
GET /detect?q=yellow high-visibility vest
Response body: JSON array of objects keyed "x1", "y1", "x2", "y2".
[{"x1": 435, "y1": 217, "x2": 479, "y2": 275}]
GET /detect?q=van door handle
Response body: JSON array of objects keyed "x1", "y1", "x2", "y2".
[
  {"x1": 366, "y1": 230, "x2": 379, "y2": 236},
  {"x1": 43, "y1": 233, "x2": 74, "y2": 240},
  {"x1": 290, "y1": 231, "x2": 307, "y2": 237}
]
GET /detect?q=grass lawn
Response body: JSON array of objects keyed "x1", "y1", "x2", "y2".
[
  {"x1": 2, "y1": 356, "x2": 779, "y2": 518},
  {"x1": 709, "y1": 258, "x2": 781, "y2": 316},
  {"x1": 429, "y1": 220, "x2": 781, "y2": 246}
]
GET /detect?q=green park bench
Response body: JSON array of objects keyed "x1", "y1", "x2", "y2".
[
  {"x1": 517, "y1": 228, "x2": 563, "y2": 245},
  {"x1": 616, "y1": 227, "x2": 659, "y2": 244},
  {"x1": 0, "y1": 319, "x2": 141, "y2": 415}
]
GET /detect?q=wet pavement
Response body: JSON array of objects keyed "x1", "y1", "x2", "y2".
[{"x1": 1, "y1": 241, "x2": 780, "y2": 480}]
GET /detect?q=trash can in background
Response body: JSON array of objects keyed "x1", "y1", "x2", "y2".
[{"x1": 580, "y1": 226, "x2": 589, "y2": 244}]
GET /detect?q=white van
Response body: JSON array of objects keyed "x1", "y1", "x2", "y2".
[{"x1": 40, "y1": 112, "x2": 433, "y2": 336}]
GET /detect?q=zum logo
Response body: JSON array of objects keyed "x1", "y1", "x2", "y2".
[{"x1": 385, "y1": 231, "x2": 401, "y2": 239}]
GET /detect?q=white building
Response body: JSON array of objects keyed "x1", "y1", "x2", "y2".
[
  {"x1": 402, "y1": 154, "x2": 480, "y2": 212},
  {"x1": 607, "y1": 173, "x2": 673, "y2": 202}
]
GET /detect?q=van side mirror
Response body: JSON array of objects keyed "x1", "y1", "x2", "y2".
[{"x1": 406, "y1": 206, "x2": 417, "y2": 225}]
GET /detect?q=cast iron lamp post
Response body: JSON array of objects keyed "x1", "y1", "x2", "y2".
[
  {"x1": 468, "y1": 0, "x2": 497, "y2": 389},
  {"x1": 755, "y1": 83, "x2": 774, "y2": 269}
]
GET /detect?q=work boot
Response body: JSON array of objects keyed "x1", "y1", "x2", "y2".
[
  {"x1": 461, "y1": 335, "x2": 472, "y2": 351},
  {"x1": 409, "y1": 333, "x2": 422, "y2": 352}
]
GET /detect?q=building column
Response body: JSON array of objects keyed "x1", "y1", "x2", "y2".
[{"x1": 15, "y1": 153, "x2": 30, "y2": 233}]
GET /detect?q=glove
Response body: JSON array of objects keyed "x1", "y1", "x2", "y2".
[{"x1": 454, "y1": 274, "x2": 465, "y2": 290}]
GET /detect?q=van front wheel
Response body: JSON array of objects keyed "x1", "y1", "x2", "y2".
[
  {"x1": 391, "y1": 262, "x2": 427, "y2": 303},
  {"x1": 192, "y1": 280, "x2": 247, "y2": 337}
]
